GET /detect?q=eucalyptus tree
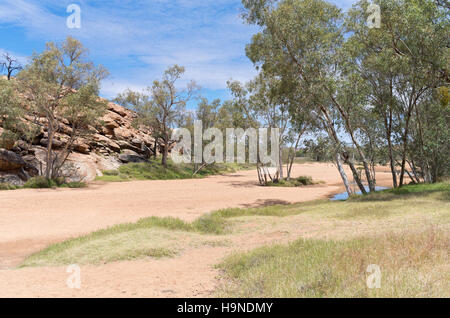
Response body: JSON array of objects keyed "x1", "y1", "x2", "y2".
[
  {"x1": 227, "y1": 79, "x2": 280, "y2": 184},
  {"x1": 409, "y1": 87, "x2": 449, "y2": 183},
  {"x1": 192, "y1": 97, "x2": 222, "y2": 169},
  {"x1": 0, "y1": 78, "x2": 28, "y2": 149},
  {"x1": 345, "y1": 0, "x2": 449, "y2": 185},
  {"x1": 18, "y1": 36, "x2": 108, "y2": 180},
  {"x1": 242, "y1": 0, "x2": 370, "y2": 194},
  {"x1": 116, "y1": 65, "x2": 198, "y2": 168},
  {"x1": 247, "y1": 72, "x2": 293, "y2": 179},
  {"x1": 196, "y1": 97, "x2": 221, "y2": 132}
]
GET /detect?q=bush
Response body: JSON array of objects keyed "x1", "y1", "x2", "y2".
[
  {"x1": 0, "y1": 183, "x2": 19, "y2": 190},
  {"x1": 59, "y1": 182, "x2": 87, "y2": 188},
  {"x1": 265, "y1": 176, "x2": 315, "y2": 187},
  {"x1": 13, "y1": 177, "x2": 88, "y2": 190},
  {"x1": 103, "y1": 170, "x2": 120, "y2": 176},
  {"x1": 95, "y1": 159, "x2": 255, "y2": 182},
  {"x1": 23, "y1": 176, "x2": 54, "y2": 188}
]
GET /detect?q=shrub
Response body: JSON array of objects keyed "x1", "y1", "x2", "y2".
[
  {"x1": 21, "y1": 177, "x2": 87, "y2": 189},
  {"x1": 0, "y1": 183, "x2": 18, "y2": 190},
  {"x1": 23, "y1": 176, "x2": 54, "y2": 188},
  {"x1": 265, "y1": 176, "x2": 315, "y2": 187}
]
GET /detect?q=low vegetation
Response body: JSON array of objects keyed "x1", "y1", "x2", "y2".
[
  {"x1": 95, "y1": 159, "x2": 254, "y2": 182},
  {"x1": 264, "y1": 176, "x2": 316, "y2": 187},
  {"x1": 21, "y1": 216, "x2": 227, "y2": 267},
  {"x1": 22, "y1": 182, "x2": 449, "y2": 278},
  {"x1": 0, "y1": 176, "x2": 86, "y2": 191},
  {"x1": 218, "y1": 228, "x2": 449, "y2": 298}
]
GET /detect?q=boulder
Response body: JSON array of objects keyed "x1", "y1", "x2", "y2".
[
  {"x1": 59, "y1": 123, "x2": 73, "y2": 135},
  {"x1": 0, "y1": 149, "x2": 27, "y2": 171},
  {"x1": 0, "y1": 128, "x2": 16, "y2": 150},
  {"x1": 0, "y1": 171, "x2": 24, "y2": 186},
  {"x1": 114, "y1": 127, "x2": 134, "y2": 140},
  {"x1": 108, "y1": 102, "x2": 130, "y2": 117},
  {"x1": 40, "y1": 138, "x2": 65, "y2": 148},
  {"x1": 131, "y1": 138, "x2": 143, "y2": 147},
  {"x1": 102, "y1": 111, "x2": 121, "y2": 129},
  {"x1": 0, "y1": 96, "x2": 158, "y2": 183},
  {"x1": 119, "y1": 153, "x2": 147, "y2": 164},
  {"x1": 122, "y1": 149, "x2": 139, "y2": 156},
  {"x1": 116, "y1": 140, "x2": 142, "y2": 153},
  {"x1": 92, "y1": 134, "x2": 121, "y2": 153},
  {"x1": 74, "y1": 142, "x2": 90, "y2": 154}
]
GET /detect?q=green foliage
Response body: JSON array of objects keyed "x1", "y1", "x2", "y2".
[
  {"x1": 0, "y1": 79, "x2": 26, "y2": 148},
  {"x1": 23, "y1": 176, "x2": 56, "y2": 188},
  {"x1": 21, "y1": 182, "x2": 449, "y2": 269},
  {"x1": 0, "y1": 176, "x2": 87, "y2": 190},
  {"x1": 17, "y1": 36, "x2": 108, "y2": 179},
  {"x1": 96, "y1": 158, "x2": 254, "y2": 182},
  {"x1": 240, "y1": 0, "x2": 449, "y2": 187},
  {"x1": 0, "y1": 183, "x2": 19, "y2": 190},
  {"x1": 115, "y1": 65, "x2": 198, "y2": 167},
  {"x1": 344, "y1": 0, "x2": 449, "y2": 185},
  {"x1": 265, "y1": 176, "x2": 315, "y2": 187},
  {"x1": 218, "y1": 228, "x2": 449, "y2": 297},
  {"x1": 349, "y1": 181, "x2": 450, "y2": 202}
]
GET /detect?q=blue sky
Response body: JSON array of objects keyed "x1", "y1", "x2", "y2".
[{"x1": 0, "y1": 0, "x2": 356, "y2": 108}]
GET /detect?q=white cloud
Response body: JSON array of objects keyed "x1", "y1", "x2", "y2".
[{"x1": 0, "y1": 0, "x2": 358, "y2": 98}]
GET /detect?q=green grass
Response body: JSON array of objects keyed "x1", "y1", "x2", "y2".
[
  {"x1": 0, "y1": 176, "x2": 87, "y2": 191},
  {"x1": 349, "y1": 182, "x2": 450, "y2": 202},
  {"x1": 0, "y1": 183, "x2": 20, "y2": 190},
  {"x1": 22, "y1": 204, "x2": 304, "y2": 267},
  {"x1": 95, "y1": 159, "x2": 255, "y2": 182},
  {"x1": 217, "y1": 228, "x2": 449, "y2": 298},
  {"x1": 21, "y1": 214, "x2": 231, "y2": 267},
  {"x1": 265, "y1": 176, "x2": 316, "y2": 187},
  {"x1": 216, "y1": 183, "x2": 450, "y2": 298},
  {"x1": 21, "y1": 182, "x2": 450, "y2": 270}
]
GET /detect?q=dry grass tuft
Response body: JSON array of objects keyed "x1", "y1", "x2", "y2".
[{"x1": 217, "y1": 226, "x2": 449, "y2": 298}]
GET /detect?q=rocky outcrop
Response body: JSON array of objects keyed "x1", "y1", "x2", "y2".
[
  {"x1": 119, "y1": 149, "x2": 148, "y2": 164},
  {"x1": 0, "y1": 149, "x2": 39, "y2": 186},
  {"x1": 0, "y1": 101, "x2": 157, "y2": 184},
  {"x1": 0, "y1": 149, "x2": 26, "y2": 171}
]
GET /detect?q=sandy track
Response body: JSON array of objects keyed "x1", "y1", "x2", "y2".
[{"x1": 0, "y1": 163, "x2": 393, "y2": 297}]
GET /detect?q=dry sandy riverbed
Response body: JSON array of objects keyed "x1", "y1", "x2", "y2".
[{"x1": 0, "y1": 162, "x2": 393, "y2": 297}]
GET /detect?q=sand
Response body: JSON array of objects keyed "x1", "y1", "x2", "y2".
[{"x1": 0, "y1": 162, "x2": 393, "y2": 297}]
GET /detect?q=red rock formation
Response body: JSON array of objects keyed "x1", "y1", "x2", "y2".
[{"x1": 0, "y1": 100, "x2": 156, "y2": 185}]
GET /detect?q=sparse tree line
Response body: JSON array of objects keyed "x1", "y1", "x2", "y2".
[
  {"x1": 230, "y1": 0, "x2": 449, "y2": 193},
  {"x1": 0, "y1": 0, "x2": 448, "y2": 193}
]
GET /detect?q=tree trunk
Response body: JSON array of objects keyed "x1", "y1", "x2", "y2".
[
  {"x1": 153, "y1": 140, "x2": 158, "y2": 159},
  {"x1": 278, "y1": 145, "x2": 284, "y2": 180},
  {"x1": 335, "y1": 153, "x2": 352, "y2": 196},
  {"x1": 329, "y1": 95, "x2": 376, "y2": 192},
  {"x1": 162, "y1": 145, "x2": 168, "y2": 168},
  {"x1": 407, "y1": 160, "x2": 421, "y2": 183},
  {"x1": 399, "y1": 100, "x2": 415, "y2": 187},
  {"x1": 287, "y1": 131, "x2": 303, "y2": 180},
  {"x1": 319, "y1": 107, "x2": 357, "y2": 195},
  {"x1": 387, "y1": 132, "x2": 398, "y2": 188},
  {"x1": 45, "y1": 125, "x2": 55, "y2": 180},
  {"x1": 342, "y1": 152, "x2": 367, "y2": 194}
]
